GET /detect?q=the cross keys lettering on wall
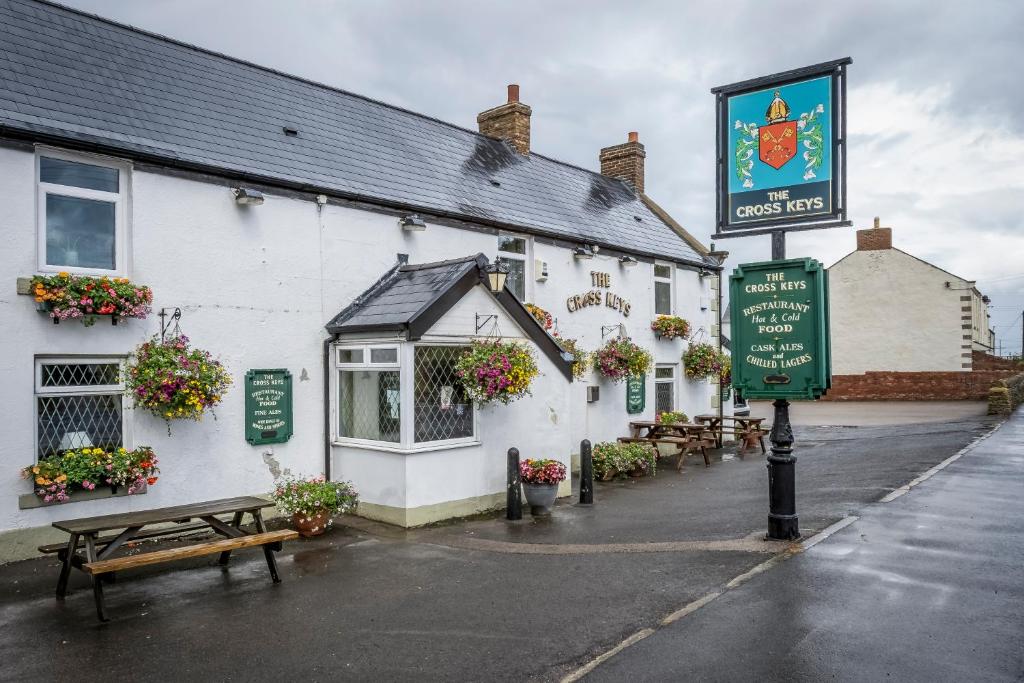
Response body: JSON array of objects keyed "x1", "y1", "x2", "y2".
[{"x1": 566, "y1": 271, "x2": 631, "y2": 317}]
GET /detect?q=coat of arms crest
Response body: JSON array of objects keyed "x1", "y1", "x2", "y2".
[{"x1": 733, "y1": 90, "x2": 826, "y2": 189}]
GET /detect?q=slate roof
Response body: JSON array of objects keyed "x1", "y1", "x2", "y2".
[
  {"x1": 327, "y1": 253, "x2": 574, "y2": 380},
  {"x1": 0, "y1": 0, "x2": 711, "y2": 266}
]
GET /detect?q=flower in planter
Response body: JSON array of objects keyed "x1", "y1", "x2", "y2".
[
  {"x1": 592, "y1": 337, "x2": 653, "y2": 383},
  {"x1": 124, "y1": 335, "x2": 232, "y2": 424},
  {"x1": 553, "y1": 335, "x2": 589, "y2": 380},
  {"x1": 455, "y1": 339, "x2": 539, "y2": 406},
  {"x1": 22, "y1": 446, "x2": 159, "y2": 503},
  {"x1": 519, "y1": 459, "x2": 567, "y2": 485},
  {"x1": 591, "y1": 442, "x2": 657, "y2": 480},
  {"x1": 31, "y1": 273, "x2": 153, "y2": 326},
  {"x1": 656, "y1": 410, "x2": 689, "y2": 424},
  {"x1": 683, "y1": 343, "x2": 728, "y2": 381},
  {"x1": 651, "y1": 315, "x2": 691, "y2": 340},
  {"x1": 272, "y1": 476, "x2": 358, "y2": 519},
  {"x1": 524, "y1": 303, "x2": 553, "y2": 331}
]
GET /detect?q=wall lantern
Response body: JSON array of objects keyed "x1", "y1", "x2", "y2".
[
  {"x1": 484, "y1": 259, "x2": 509, "y2": 293},
  {"x1": 232, "y1": 187, "x2": 265, "y2": 205},
  {"x1": 619, "y1": 255, "x2": 638, "y2": 267},
  {"x1": 399, "y1": 214, "x2": 427, "y2": 231},
  {"x1": 698, "y1": 268, "x2": 711, "y2": 278},
  {"x1": 573, "y1": 246, "x2": 594, "y2": 260}
]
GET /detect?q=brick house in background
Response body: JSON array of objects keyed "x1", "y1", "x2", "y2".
[{"x1": 825, "y1": 220, "x2": 1009, "y2": 400}]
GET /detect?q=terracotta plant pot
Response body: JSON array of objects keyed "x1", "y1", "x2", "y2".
[
  {"x1": 522, "y1": 482, "x2": 558, "y2": 516},
  {"x1": 291, "y1": 510, "x2": 331, "y2": 537}
]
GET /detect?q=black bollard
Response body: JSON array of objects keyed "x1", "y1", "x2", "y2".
[
  {"x1": 766, "y1": 398, "x2": 799, "y2": 540},
  {"x1": 579, "y1": 439, "x2": 593, "y2": 505},
  {"x1": 506, "y1": 447, "x2": 522, "y2": 521}
]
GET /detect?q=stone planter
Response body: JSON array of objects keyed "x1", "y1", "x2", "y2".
[
  {"x1": 522, "y1": 482, "x2": 558, "y2": 516},
  {"x1": 291, "y1": 510, "x2": 331, "y2": 537}
]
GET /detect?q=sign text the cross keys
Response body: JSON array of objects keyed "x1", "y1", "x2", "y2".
[
  {"x1": 244, "y1": 369, "x2": 294, "y2": 445},
  {"x1": 729, "y1": 258, "x2": 831, "y2": 400}
]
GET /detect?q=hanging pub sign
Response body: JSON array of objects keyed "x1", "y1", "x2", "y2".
[
  {"x1": 712, "y1": 58, "x2": 850, "y2": 234},
  {"x1": 244, "y1": 369, "x2": 293, "y2": 445},
  {"x1": 730, "y1": 258, "x2": 831, "y2": 400},
  {"x1": 626, "y1": 374, "x2": 646, "y2": 414}
]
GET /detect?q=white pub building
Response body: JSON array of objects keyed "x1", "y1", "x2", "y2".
[{"x1": 0, "y1": 0, "x2": 724, "y2": 555}]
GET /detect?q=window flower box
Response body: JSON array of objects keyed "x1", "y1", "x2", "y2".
[
  {"x1": 31, "y1": 273, "x2": 153, "y2": 326},
  {"x1": 22, "y1": 446, "x2": 159, "y2": 506},
  {"x1": 651, "y1": 315, "x2": 691, "y2": 340}
]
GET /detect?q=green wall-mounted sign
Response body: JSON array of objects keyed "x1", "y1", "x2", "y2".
[
  {"x1": 729, "y1": 258, "x2": 831, "y2": 400},
  {"x1": 244, "y1": 369, "x2": 293, "y2": 445},
  {"x1": 626, "y1": 374, "x2": 646, "y2": 414}
]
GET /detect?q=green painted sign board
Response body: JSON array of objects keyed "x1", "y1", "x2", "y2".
[
  {"x1": 244, "y1": 369, "x2": 293, "y2": 445},
  {"x1": 730, "y1": 258, "x2": 831, "y2": 400},
  {"x1": 626, "y1": 374, "x2": 646, "y2": 414}
]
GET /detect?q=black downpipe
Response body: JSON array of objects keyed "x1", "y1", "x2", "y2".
[{"x1": 323, "y1": 333, "x2": 338, "y2": 480}]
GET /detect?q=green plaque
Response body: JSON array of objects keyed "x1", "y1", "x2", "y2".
[
  {"x1": 730, "y1": 258, "x2": 831, "y2": 400},
  {"x1": 244, "y1": 369, "x2": 293, "y2": 445},
  {"x1": 626, "y1": 374, "x2": 646, "y2": 414}
]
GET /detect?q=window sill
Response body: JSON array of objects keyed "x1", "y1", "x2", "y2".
[
  {"x1": 332, "y1": 439, "x2": 481, "y2": 455},
  {"x1": 19, "y1": 485, "x2": 146, "y2": 510}
]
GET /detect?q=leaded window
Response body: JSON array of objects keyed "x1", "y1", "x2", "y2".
[
  {"x1": 654, "y1": 365, "x2": 676, "y2": 415},
  {"x1": 414, "y1": 346, "x2": 473, "y2": 443},
  {"x1": 36, "y1": 358, "x2": 125, "y2": 459}
]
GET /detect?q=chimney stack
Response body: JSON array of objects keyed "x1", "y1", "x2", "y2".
[
  {"x1": 856, "y1": 216, "x2": 893, "y2": 251},
  {"x1": 477, "y1": 84, "x2": 532, "y2": 155},
  {"x1": 600, "y1": 132, "x2": 646, "y2": 193}
]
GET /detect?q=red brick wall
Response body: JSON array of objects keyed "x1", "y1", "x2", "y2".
[{"x1": 822, "y1": 352, "x2": 1022, "y2": 400}]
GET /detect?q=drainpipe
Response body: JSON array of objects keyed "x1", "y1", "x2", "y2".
[{"x1": 323, "y1": 333, "x2": 338, "y2": 479}]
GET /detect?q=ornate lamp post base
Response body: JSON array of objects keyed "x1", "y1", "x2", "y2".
[{"x1": 767, "y1": 398, "x2": 800, "y2": 540}]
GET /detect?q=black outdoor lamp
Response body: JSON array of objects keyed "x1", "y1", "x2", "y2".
[{"x1": 485, "y1": 258, "x2": 509, "y2": 293}]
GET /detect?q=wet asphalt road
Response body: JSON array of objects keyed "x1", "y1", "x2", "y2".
[
  {"x1": 0, "y1": 414, "x2": 1007, "y2": 682},
  {"x1": 584, "y1": 413, "x2": 1024, "y2": 682}
]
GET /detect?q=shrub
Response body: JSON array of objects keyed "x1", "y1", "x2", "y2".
[
  {"x1": 651, "y1": 315, "x2": 691, "y2": 340},
  {"x1": 593, "y1": 338, "x2": 653, "y2": 383},
  {"x1": 591, "y1": 442, "x2": 657, "y2": 480},
  {"x1": 455, "y1": 339, "x2": 539, "y2": 406}
]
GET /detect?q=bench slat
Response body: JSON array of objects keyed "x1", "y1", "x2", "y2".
[
  {"x1": 39, "y1": 521, "x2": 211, "y2": 554},
  {"x1": 83, "y1": 530, "x2": 298, "y2": 575}
]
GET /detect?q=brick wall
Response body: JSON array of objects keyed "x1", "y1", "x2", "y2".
[
  {"x1": 599, "y1": 132, "x2": 645, "y2": 193},
  {"x1": 477, "y1": 84, "x2": 531, "y2": 155},
  {"x1": 855, "y1": 227, "x2": 892, "y2": 250},
  {"x1": 823, "y1": 353, "x2": 1021, "y2": 400}
]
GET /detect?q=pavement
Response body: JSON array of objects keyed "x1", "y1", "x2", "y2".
[
  {"x1": 748, "y1": 399, "x2": 989, "y2": 426},
  {"x1": 0, "y1": 410, "x2": 1007, "y2": 682},
  {"x1": 582, "y1": 410, "x2": 1024, "y2": 682}
]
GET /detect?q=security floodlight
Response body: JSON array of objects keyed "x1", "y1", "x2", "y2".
[
  {"x1": 619, "y1": 255, "x2": 639, "y2": 267},
  {"x1": 232, "y1": 187, "x2": 264, "y2": 205},
  {"x1": 573, "y1": 246, "x2": 594, "y2": 260},
  {"x1": 399, "y1": 214, "x2": 427, "y2": 231}
]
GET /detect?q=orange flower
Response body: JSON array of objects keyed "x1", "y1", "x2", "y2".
[
  {"x1": 147, "y1": 476, "x2": 158, "y2": 485},
  {"x1": 57, "y1": 272, "x2": 69, "y2": 278}
]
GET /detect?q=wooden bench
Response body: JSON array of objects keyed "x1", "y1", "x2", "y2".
[
  {"x1": 618, "y1": 433, "x2": 713, "y2": 469},
  {"x1": 39, "y1": 521, "x2": 209, "y2": 558}
]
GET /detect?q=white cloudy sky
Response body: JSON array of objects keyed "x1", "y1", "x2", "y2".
[{"x1": 63, "y1": 0, "x2": 1024, "y2": 353}]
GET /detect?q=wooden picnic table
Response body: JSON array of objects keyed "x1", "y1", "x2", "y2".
[
  {"x1": 694, "y1": 414, "x2": 768, "y2": 453},
  {"x1": 621, "y1": 420, "x2": 716, "y2": 468},
  {"x1": 48, "y1": 496, "x2": 296, "y2": 621}
]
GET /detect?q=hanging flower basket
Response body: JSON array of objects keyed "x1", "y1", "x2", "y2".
[
  {"x1": 554, "y1": 335, "x2": 589, "y2": 380},
  {"x1": 524, "y1": 303, "x2": 553, "y2": 331},
  {"x1": 684, "y1": 343, "x2": 728, "y2": 381},
  {"x1": 651, "y1": 315, "x2": 691, "y2": 340},
  {"x1": 22, "y1": 446, "x2": 159, "y2": 504},
  {"x1": 593, "y1": 338, "x2": 653, "y2": 383},
  {"x1": 31, "y1": 273, "x2": 153, "y2": 326},
  {"x1": 124, "y1": 335, "x2": 232, "y2": 423},
  {"x1": 455, "y1": 339, "x2": 539, "y2": 406}
]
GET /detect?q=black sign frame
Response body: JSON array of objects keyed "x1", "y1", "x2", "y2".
[{"x1": 711, "y1": 58, "x2": 852, "y2": 239}]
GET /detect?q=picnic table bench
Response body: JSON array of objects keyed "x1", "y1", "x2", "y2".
[
  {"x1": 620, "y1": 421, "x2": 716, "y2": 469},
  {"x1": 694, "y1": 414, "x2": 769, "y2": 454},
  {"x1": 46, "y1": 496, "x2": 297, "y2": 621}
]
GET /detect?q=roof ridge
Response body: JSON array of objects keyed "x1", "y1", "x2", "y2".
[{"x1": 27, "y1": 0, "x2": 631, "y2": 191}]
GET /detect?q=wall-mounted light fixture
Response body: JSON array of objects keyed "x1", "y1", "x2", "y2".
[
  {"x1": 484, "y1": 259, "x2": 509, "y2": 293},
  {"x1": 619, "y1": 255, "x2": 638, "y2": 268},
  {"x1": 573, "y1": 246, "x2": 594, "y2": 260},
  {"x1": 698, "y1": 268, "x2": 711, "y2": 278},
  {"x1": 399, "y1": 214, "x2": 427, "y2": 231},
  {"x1": 232, "y1": 188, "x2": 265, "y2": 205}
]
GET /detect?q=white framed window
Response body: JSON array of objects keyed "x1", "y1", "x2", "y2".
[
  {"x1": 36, "y1": 148, "x2": 130, "y2": 276},
  {"x1": 654, "y1": 364, "x2": 677, "y2": 415},
  {"x1": 654, "y1": 262, "x2": 674, "y2": 316},
  {"x1": 334, "y1": 342, "x2": 475, "y2": 451},
  {"x1": 497, "y1": 233, "x2": 531, "y2": 300},
  {"x1": 35, "y1": 357, "x2": 127, "y2": 460}
]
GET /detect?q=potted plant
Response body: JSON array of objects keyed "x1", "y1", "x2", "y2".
[
  {"x1": 591, "y1": 442, "x2": 657, "y2": 481},
  {"x1": 623, "y1": 442, "x2": 658, "y2": 477},
  {"x1": 656, "y1": 410, "x2": 689, "y2": 425},
  {"x1": 31, "y1": 272, "x2": 153, "y2": 326},
  {"x1": 124, "y1": 334, "x2": 232, "y2": 427},
  {"x1": 651, "y1": 315, "x2": 691, "y2": 340},
  {"x1": 22, "y1": 446, "x2": 159, "y2": 504},
  {"x1": 519, "y1": 458, "x2": 567, "y2": 516},
  {"x1": 455, "y1": 339, "x2": 539, "y2": 406},
  {"x1": 592, "y1": 338, "x2": 653, "y2": 383},
  {"x1": 272, "y1": 476, "x2": 359, "y2": 537},
  {"x1": 524, "y1": 303, "x2": 553, "y2": 331},
  {"x1": 683, "y1": 342, "x2": 726, "y2": 381}
]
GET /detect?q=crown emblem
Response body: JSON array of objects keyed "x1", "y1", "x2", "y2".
[{"x1": 764, "y1": 91, "x2": 790, "y2": 124}]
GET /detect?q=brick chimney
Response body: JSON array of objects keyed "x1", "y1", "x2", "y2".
[
  {"x1": 477, "y1": 84, "x2": 532, "y2": 155},
  {"x1": 856, "y1": 216, "x2": 893, "y2": 251},
  {"x1": 600, "y1": 131, "x2": 646, "y2": 193}
]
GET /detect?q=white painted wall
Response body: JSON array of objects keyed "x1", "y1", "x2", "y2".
[
  {"x1": 0, "y1": 142, "x2": 718, "y2": 533},
  {"x1": 828, "y1": 248, "x2": 969, "y2": 374}
]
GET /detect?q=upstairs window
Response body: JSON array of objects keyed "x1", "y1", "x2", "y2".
[
  {"x1": 654, "y1": 263, "x2": 673, "y2": 315},
  {"x1": 497, "y1": 234, "x2": 529, "y2": 300},
  {"x1": 37, "y1": 151, "x2": 129, "y2": 275}
]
